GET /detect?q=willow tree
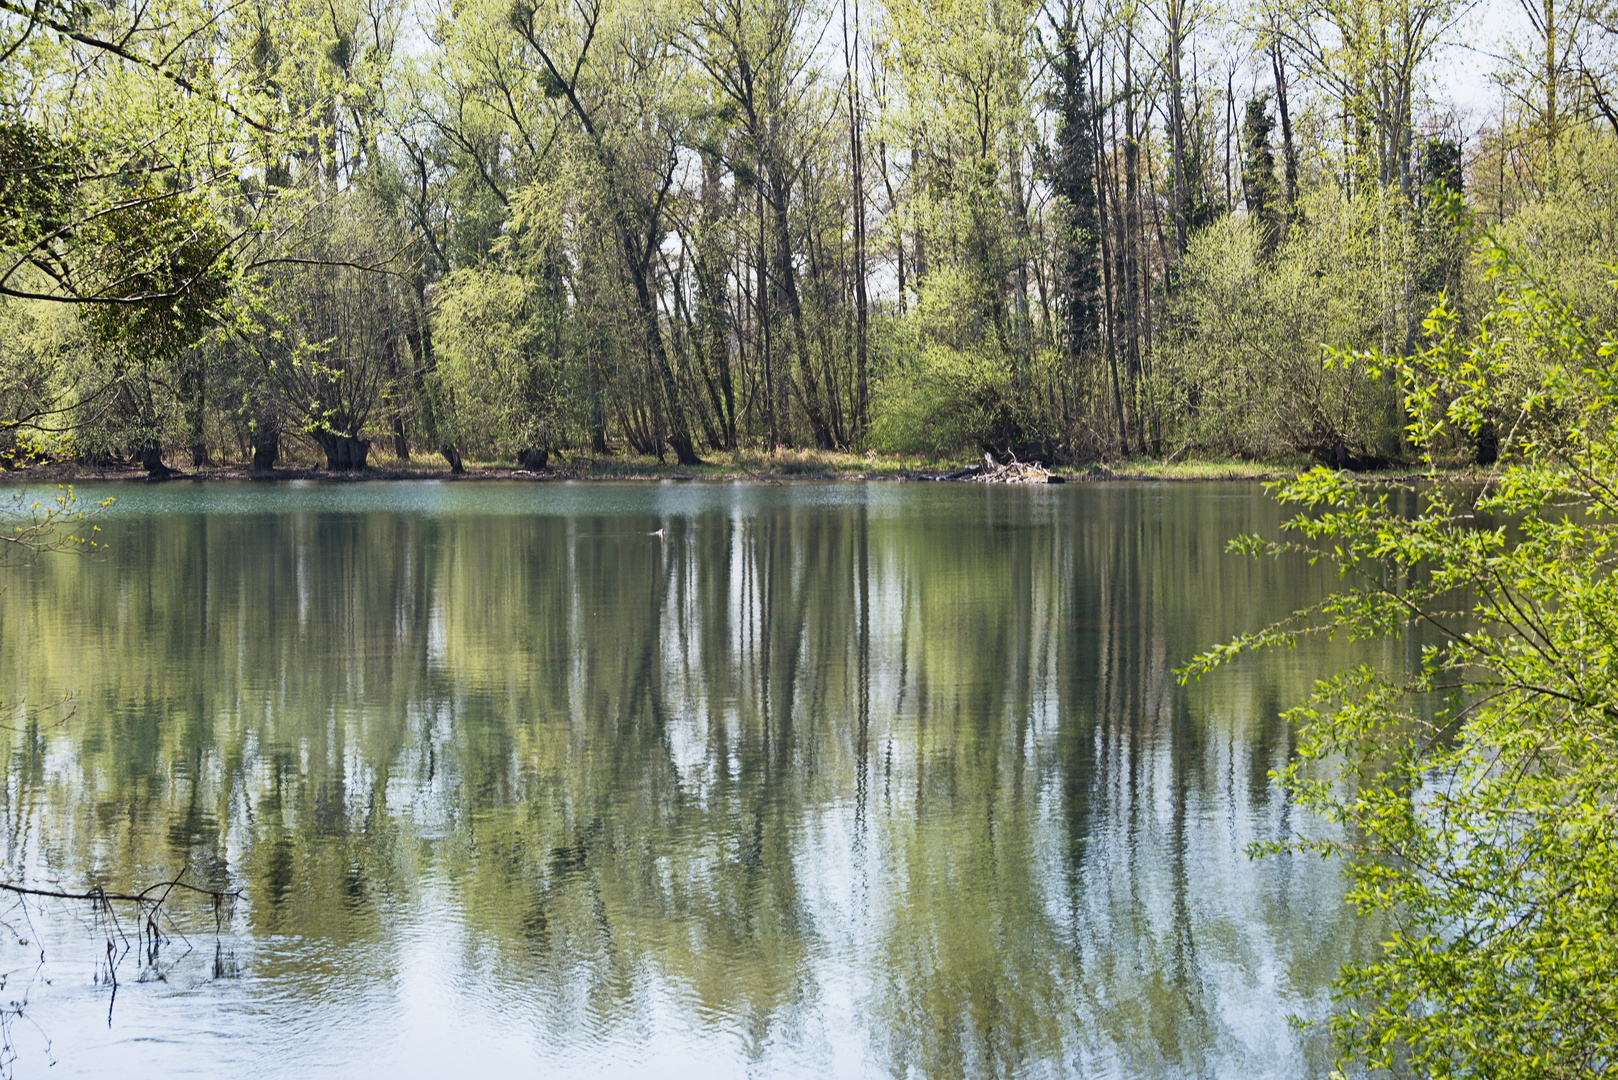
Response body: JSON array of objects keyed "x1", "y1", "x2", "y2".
[
  {"x1": 508, "y1": 0, "x2": 704, "y2": 464},
  {"x1": 392, "y1": 0, "x2": 573, "y2": 464}
]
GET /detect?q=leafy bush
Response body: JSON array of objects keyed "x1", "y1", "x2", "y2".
[
  {"x1": 868, "y1": 266, "x2": 1054, "y2": 458},
  {"x1": 1495, "y1": 129, "x2": 1618, "y2": 334},
  {"x1": 1158, "y1": 187, "x2": 1434, "y2": 464},
  {"x1": 867, "y1": 336, "x2": 1013, "y2": 457},
  {"x1": 1185, "y1": 231, "x2": 1618, "y2": 1076}
]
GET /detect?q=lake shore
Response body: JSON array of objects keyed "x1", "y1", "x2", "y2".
[{"x1": 0, "y1": 449, "x2": 1492, "y2": 484}]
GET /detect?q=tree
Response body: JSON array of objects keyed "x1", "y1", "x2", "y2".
[
  {"x1": 1240, "y1": 96, "x2": 1281, "y2": 255},
  {"x1": 1184, "y1": 222, "x2": 1618, "y2": 1075},
  {"x1": 679, "y1": 0, "x2": 842, "y2": 450},
  {"x1": 1269, "y1": 0, "x2": 1477, "y2": 365},
  {"x1": 1160, "y1": 185, "x2": 1395, "y2": 464},
  {"x1": 1046, "y1": 7, "x2": 1104, "y2": 443},
  {"x1": 242, "y1": 192, "x2": 416, "y2": 471},
  {"x1": 432, "y1": 264, "x2": 568, "y2": 466},
  {"x1": 0, "y1": 0, "x2": 420, "y2": 472},
  {"x1": 507, "y1": 0, "x2": 705, "y2": 464},
  {"x1": 1273, "y1": 0, "x2": 1474, "y2": 199}
]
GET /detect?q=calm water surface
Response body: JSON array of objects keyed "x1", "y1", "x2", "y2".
[{"x1": 0, "y1": 480, "x2": 1389, "y2": 1078}]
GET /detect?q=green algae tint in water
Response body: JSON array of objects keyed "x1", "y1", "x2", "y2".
[{"x1": 0, "y1": 481, "x2": 1381, "y2": 1079}]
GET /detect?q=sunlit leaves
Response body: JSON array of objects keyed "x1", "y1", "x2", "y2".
[
  {"x1": 0, "y1": 485, "x2": 110, "y2": 559},
  {"x1": 1183, "y1": 226, "x2": 1618, "y2": 1076}
]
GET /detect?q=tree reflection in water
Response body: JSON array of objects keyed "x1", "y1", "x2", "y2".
[{"x1": 0, "y1": 482, "x2": 1384, "y2": 1077}]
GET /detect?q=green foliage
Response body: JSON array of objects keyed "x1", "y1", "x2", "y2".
[
  {"x1": 1047, "y1": 20, "x2": 1100, "y2": 373},
  {"x1": 0, "y1": 296, "x2": 82, "y2": 466},
  {"x1": 1157, "y1": 187, "x2": 1401, "y2": 463},
  {"x1": 0, "y1": 121, "x2": 77, "y2": 253},
  {"x1": 433, "y1": 266, "x2": 567, "y2": 458},
  {"x1": 80, "y1": 183, "x2": 232, "y2": 356},
  {"x1": 868, "y1": 268, "x2": 1025, "y2": 455},
  {"x1": 1, "y1": 0, "x2": 1614, "y2": 471},
  {"x1": 1240, "y1": 96, "x2": 1280, "y2": 253},
  {"x1": 868, "y1": 338, "x2": 1014, "y2": 457},
  {"x1": 1494, "y1": 129, "x2": 1618, "y2": 333},
  {"x1": 1184, "y1": 229, "x2": 1618, "y2": 1076}
]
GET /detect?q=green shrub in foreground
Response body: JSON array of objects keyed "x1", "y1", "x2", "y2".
[{"x1": 1185, "y1": 227, "x2": 1618, "y2": 1078}]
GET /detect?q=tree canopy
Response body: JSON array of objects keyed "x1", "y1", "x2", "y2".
[{"x1": 3, "y1": 0, "x2": 1614, "y2": 473}]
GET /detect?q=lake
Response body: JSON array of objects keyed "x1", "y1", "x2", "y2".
[{"x1": 0, "y1": 480, "x2": 1390, "y2": 1078}]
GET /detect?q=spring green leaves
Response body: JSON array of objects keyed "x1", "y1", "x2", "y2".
[{"x1": 1184, "y1": 229, "x2": 1618, "y2": 1077}]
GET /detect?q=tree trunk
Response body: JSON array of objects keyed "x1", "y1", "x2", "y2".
[
  {"x1": 1167, "y1": 0, "x2": 1189, "y2": 258},
  {"x1": 759, "y1": 186, "x2": 778, "y2": 450},
  {"x1": 1474, "y1": 418, "x2": 1499, "y2": 466},
  {"x1": 697, "y1": 153, "x2": 736, "y2": 449},
  {"x1": 251, "y1": 424, "x2": 280, "y2": 473},
  {"x1": 771, "y1": 170, "x2": 835, "y2": 450},
  {"x1": 391, "y1": 414, "x2": 409, "y2": 460},
  {"x1": 408, "y1": 271, "x2": 463, "y2": 471},
  {"x1": 667, "y1": 432, "x2": 703, "y2": 466},
  {"x1": 139, "y1": 442, "x2": 177, "y2": 479},
  {"x1": 848, "y1": 2, "x2": 869, "y2": 443},
  {"x1": 180, "y1": 351, "x2": 208, "y2": 467},
  {"x1": 315, "y1": 433, "x2": 370, "y2": 471},
  {"x1": 1546, "y1": 0, "x2": 1558, "y2": 152}
]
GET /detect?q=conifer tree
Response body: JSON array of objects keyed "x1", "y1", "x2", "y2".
[
  {"x1": 1049, "y1": 24, "x2": 1099, "y2": 400},
  {"x1": 1241, "y1": 96, "x2": 1281, "y2": 255}
]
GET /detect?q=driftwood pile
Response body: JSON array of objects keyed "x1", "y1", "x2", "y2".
[{"x1": 911, "y1": 453, "x2": 1065, "y2": 484}]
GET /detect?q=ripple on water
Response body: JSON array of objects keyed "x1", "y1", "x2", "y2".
[{"x1": 0, "y1": 481, "x2": 1370, "y2": 1079}]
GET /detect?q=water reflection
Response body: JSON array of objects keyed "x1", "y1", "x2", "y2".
[{"x1": 0, "y1": 482, "x2": 1382, "y2": 1077}]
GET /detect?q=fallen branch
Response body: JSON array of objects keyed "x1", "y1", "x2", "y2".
[
  {"x1": 0, "y1": 880, "x2": 243, "y2": 905},
  {"x1": 913, "y1": 452, "x2": 1064, "y2": 484}
]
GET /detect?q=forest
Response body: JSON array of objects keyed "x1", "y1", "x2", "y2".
[{"x1": 0, "y1": 0, "x2": 1614, "y2": 473}]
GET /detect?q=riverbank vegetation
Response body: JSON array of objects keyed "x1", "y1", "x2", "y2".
[
  {"x1": 5, "y1": 444, "x2": 1331, "y2": 481},
  {"x1": 3, "y1": 0, "x2": 1618, "y2": 476},
  {"x1": 1187, "y1": 230, "x2": 1618, "y2": 1076}
]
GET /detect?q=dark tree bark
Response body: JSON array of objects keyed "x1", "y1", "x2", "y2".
[
  {"x1": 251, "y1": 423, "x2": 280, "y2": 473},
  {"x1": 771, "y1": 170, "x2": 835, "y2": 450},
  {"x1": 667, "y1": 432, "x2": 702, "y2": 465},
  {"x1": 1474, "y1": 419, "x2": 1499, "y2": 466},
  {"x1": 391, "y1": 415, "x2": 409, "y2": 460},
  {"x1": 314, "y1": 432, "x2": 370, "y2": 471},
  {"x1": 139, "y1": 441, "x2": 177, "y2": 479},
  {"x1": 180, "y1": 352, "x2": 208, "y2": 467}
]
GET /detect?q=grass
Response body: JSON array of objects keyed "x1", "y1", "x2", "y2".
[{"x1": 3, "y1": 444, "x2": 1497, "y2": 484}]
